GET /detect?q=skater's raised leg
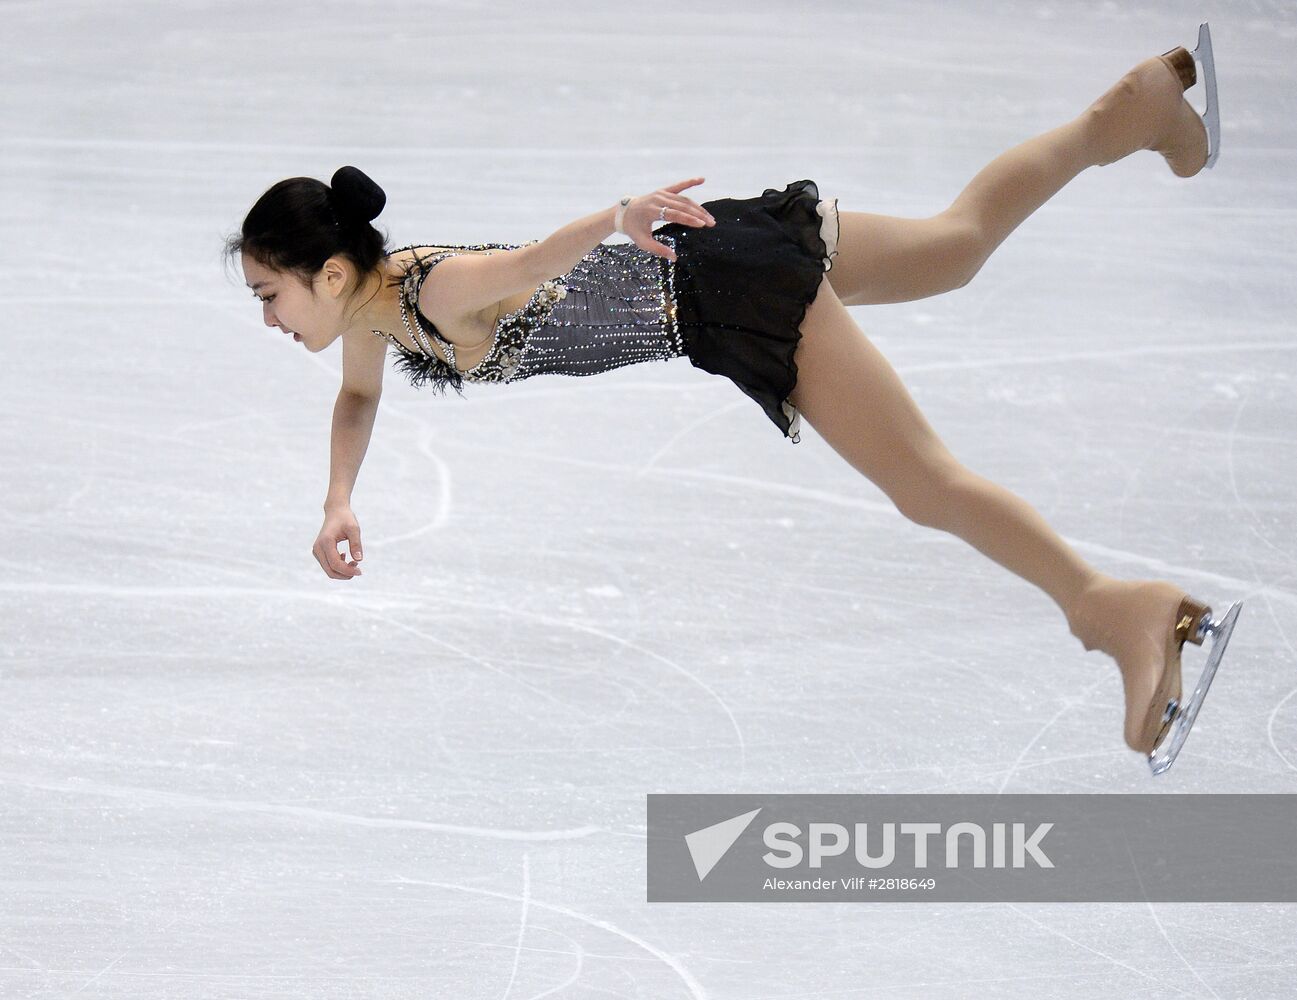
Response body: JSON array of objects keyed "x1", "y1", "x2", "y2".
[
  {"x1": 787, "y1": 278, "x2": 1200, "y2": 755},
  {"x1": 827, "y1": 45, "x2": 1210, "y2": 307}
]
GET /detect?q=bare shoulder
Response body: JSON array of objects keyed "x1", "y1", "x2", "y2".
[
  {"x1": 416, "y1": 245, "x2": 542, "y2": 341},
  {"x1": 340, "y1": 324, "x2": 387, "y2": 399}
]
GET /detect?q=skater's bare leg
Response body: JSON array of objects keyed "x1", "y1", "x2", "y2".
[
  {"x1": 788, "y1": 279, "x2": 1189, "y2": 751},
  {"x1": 788, "y1": 280, "x2": 1098, "y2": 621},
  {"x1": 827, "y1": 51, "x2": 1208, "y2": 307},
  {"x1": 826, "y1": 115, "x2": 1095, "y2": 306}
]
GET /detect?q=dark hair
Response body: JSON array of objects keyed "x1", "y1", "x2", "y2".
[{"x1": 224, "y1": 165, "x2": 390, "y2": 295}]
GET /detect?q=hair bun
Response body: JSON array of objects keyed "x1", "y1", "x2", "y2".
[{"x1": 329, "y1": 165, "x2": 386, "y2": 224}]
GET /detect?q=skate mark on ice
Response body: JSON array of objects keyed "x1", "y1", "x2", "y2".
[
  {"x1": 1122, "y1": 836, "x2": 1225, "y2": 1000},
  {"x1": 897, "y1": 340, "x2": 1297, "y2": 377},
  {"x1": 501, "y1": 852, "x2": 532, "y2": 1000},
  {"x1": 1266, "y1": 686, "x2": 1297, "y2": 775},
  {"x1": 1225, "y1": 392, "x2": 1295, "y2": 566},
  {"x1": 994, "y1": 677, "x2": 1108, "y2": 794},
  {"x1": 0, "y1": 773, "x2": 603, "y2": 842},
  {"x1": 72, "y1": 913, "x2": 185, "y2": 995},
  {"x1": 1257, "y1": 527, "x2": 1297, "y2": 775},
  {"x1": 362, "y1": 431, "x2": 453, "y2": 547},
  {"x1": 637, "y1": 399, "x2": 752, "y2": 472},
  {"x1": 346, "y1": 600, "x2": 580, "y2": 712},
  {"x1": 460, "y1": 439, "x2": 901, "y2": 518},
  {"x1": 360, "y1": 591, "x2": 751, "y2": 775},
  {"x1": 527, "y1": 928, "x2": 587, "y2": 999},
  {"x1": 384, "y1": 874, "x2": 710, "y2": 1000},
  {"x1": 0, "y1": 578, "x2": 752, "y2": 771},
  {"x1": 1005, "y1": 903, "x2": 1182, "y2": 993}
]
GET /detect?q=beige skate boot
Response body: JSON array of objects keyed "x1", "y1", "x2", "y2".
[
  {"x1": 1086, "y1": 24, "x2": 1221, "y2": 177},
  {"x1": 1067, "y1": 576, "x2": 1213, "y2": 758}
]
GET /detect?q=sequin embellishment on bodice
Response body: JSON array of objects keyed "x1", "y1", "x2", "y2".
[{"x1": 373, "y1": 239, "x2": 685, "y2": 396}]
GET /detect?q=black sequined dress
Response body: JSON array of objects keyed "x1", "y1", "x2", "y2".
[{"x1": 375, "y1": 179, "x2": 840, "y2": 444}]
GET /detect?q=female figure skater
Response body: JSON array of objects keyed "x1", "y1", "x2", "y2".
[{"x1": 227, "y1": 28, "x2": 1239, "y2": 773}]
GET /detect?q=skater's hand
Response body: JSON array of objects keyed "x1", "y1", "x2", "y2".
[
  {"x1": 314, "y1": 507, "x2": 364, "y2": 580},
  {"x1": 620, "y1": 178, "x2": 715, "y2": 261}
]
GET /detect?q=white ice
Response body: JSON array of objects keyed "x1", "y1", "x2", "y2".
[{"x1": 3, "y1": 0, "x2": 1296, "y2": 996}]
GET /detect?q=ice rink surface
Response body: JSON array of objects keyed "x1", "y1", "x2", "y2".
[{"x1": 3, "y1": 0, "x2": 1296, "y2": 995}]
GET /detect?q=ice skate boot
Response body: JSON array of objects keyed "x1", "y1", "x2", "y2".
[
  {"x1": 1089, "y1": 21, "x2": 1221, "y2": 176},
  {"x1": 1067, "y1": 578, "x2": 1242, "y2": 775},
  {"x1": 1161, "y1": 22, "x2": 1222, "y2": 171},
  {"x1": 1147, "y1": 599, "x2": 1242, "y2": 775}
]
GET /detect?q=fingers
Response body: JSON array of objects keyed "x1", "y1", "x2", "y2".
[
  {"x1": 650, "y1": 179, "x2": 713, "y2": 225},
  {"x1": 626, "y1": 177, "x2": 715, "y2": 258},
  {"x1": 653, "y1": 207, "x2": 711, "y2": 230},
  {"x1": 629, "y1": 234, "x2": 676, "y2": 261},
  {"x1": 313, "y1": 539, "x2": 363, "y2": 580},
  {"x1": 314, "y1": 512, "x2": 365, "y2": 581},
  {"x1": 629, "y1": 235, "x2": 675, "y2": 261},
  {"x1": 642, "y1": 198, "x2": 712, "y2": 230},
  {"x1": 665, "y1": 177, "x2": 705, "y2": 192},
  {"x1": 661, "y1": 195, "x2": 714, "y2": 227}
]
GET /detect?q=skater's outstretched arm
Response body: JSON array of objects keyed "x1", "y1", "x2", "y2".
[
  {"x1": 314, "y1": 387, "x2": 376, "y2": 581},
  {"x1": 412, "y1": 178, "x2": 714, "y2": 335},
  {"x1": 526, "y1": 177, "x2": 714, "y2": 277}
]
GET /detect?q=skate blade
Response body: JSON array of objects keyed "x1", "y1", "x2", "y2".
[
  {"x1": 1191, "y1": 21, "x2": 1221, "y2": 169},
  {"x1": 1148, "y1": 599, "x2": 1242, "y2": 775}
]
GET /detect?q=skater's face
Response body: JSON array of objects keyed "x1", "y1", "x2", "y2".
[{"x1": 242, "y1": 253, "x2": 351, "y2": 354}]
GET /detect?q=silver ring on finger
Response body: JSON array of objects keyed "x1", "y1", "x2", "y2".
[{"x1": 658, "y1": 205, "x2": 667, "y2": 221}]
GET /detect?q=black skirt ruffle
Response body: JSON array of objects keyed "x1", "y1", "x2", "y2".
[{"x1": 655, "y1": 179, "x2": 840, "y2": 443}]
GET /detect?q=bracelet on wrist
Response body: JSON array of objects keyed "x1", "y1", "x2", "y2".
[{"x1": 614, "y1": 195, "x2": 633, "y2": 235}]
